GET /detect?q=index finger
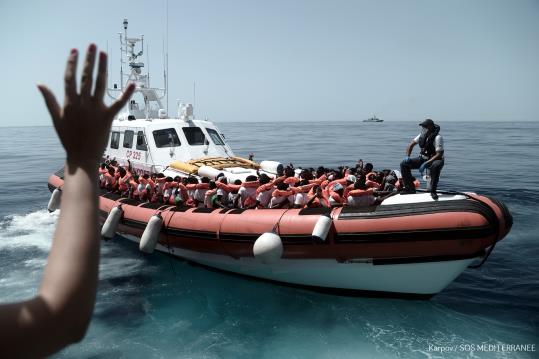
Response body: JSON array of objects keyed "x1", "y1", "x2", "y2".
[{"x1": 64, "y1": 48, "x2": 78, "y2": 101}]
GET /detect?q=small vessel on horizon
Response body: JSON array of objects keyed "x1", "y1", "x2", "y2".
[{"x1": 363, "y1": 115, "x2": 383, "y2": 123}]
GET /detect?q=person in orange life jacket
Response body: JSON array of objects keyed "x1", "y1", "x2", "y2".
[
  {"x1": 292, "y1": 179, "x2": 315, "y2": 208},
  {"x1": 327, "y1": 182, "x2": 347, "y2": 207},
  {"x1": 238, "y1": 175, "x2": 259, "y2": 208},
  {"x1": 270, "y1": 181, "x2": 294, "y2": 208},
  {"x1": 193, "y1": 176, "x2": 210, "y2": 207},
  {"x1": 249, "y1": 173, "x2": 274, "y2": 209},
  {"x1": 400, "y1": 119, "x2": 444, "y2": 200},
  {"x1": 306, "y1": 185, "x2": 330, "y2": 208},
  {"x1": 229, "y1": 179, "x2": 242, "y2": 208},
  {"x1": 213, "y1": 176, "x2": 230, "y2": 208}
]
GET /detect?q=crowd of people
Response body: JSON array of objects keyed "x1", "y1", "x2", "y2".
[{"x1": 99, "y1": 159, "x2": 422, "y2": 209}]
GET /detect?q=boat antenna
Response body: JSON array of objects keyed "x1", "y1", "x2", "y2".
[
  {"x1": 193, "y1": 81, "x2": 196, "y2": 118},
  {"x1": 165, "y1": 0, "x2": 169, "y2": 115}
]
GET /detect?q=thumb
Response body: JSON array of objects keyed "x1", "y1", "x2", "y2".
[{"x1": 37, "y1": 84, "x2": 61, "y2": 125}]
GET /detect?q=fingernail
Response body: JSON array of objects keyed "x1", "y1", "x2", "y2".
[
  {"x1": 89, "y1": 43, "x2": 96, "y2": 52},
  {"x1": 71, "y1": 48, "x2": 77, "y2": 54},
  {"x1": 99, "y1": 52, "x2": 107, "y2": 61}
]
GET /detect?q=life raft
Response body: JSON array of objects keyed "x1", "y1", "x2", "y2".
[{"x1": 47, "y1": 169, "x2": 512, "y2": 298}]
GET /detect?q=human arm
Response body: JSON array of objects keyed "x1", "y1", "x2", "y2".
[
  {"x1": 405, "y1": 140, "x2": 417, "y2": 157},
  {"x1": 0, "y1": 44, "x2": 134, "y2": 358}
]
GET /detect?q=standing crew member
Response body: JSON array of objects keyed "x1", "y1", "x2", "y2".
[{"x1": 400, "y1": 119, "x2": 444, "y2": 199}]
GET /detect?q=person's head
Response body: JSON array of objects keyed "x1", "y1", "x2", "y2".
[
  {"x1": 259, "y1": 173, "x2": 271, "y2": 185},
  {"x1": 298, "y1": 179, "x2": 309, "y2": 186},
  {"x1": 142, "y1": 173, "x2": 149, "y2": 180},
  {"x1": 316, "y1": 166, "x2": 325, "y2": 178},
  {"x1": 218, "y1": 177, "x2": 228, "y2": 185},
  {"x1": 118, "y1": 167, "x2": 126, "y2": 177},
  {"x1": 346, "y1": 174, "x2": 357, "y2": 185},
  {"x1": 173, "y1": 176, "x2": 181, "y2": 182},
  {"x1": 209, "y1": 181, "x2": 217, "y2": 189},
  {"x1": 246, "y1": 175, "x2": 258, "y2": 182},
  {"x1": 234, "y1": 179, "x2": 242, "y2": 185},
  {"x1": 100, "y1": 163, "x2": 106, "y2": 170},
  {"x1": 201, "y1": 176, "x2": 210, "y2": 184},
  {"x1": 300, "y1": 169, "x2": 313, "y2": 181},
  {"x1": 133, "y1": 174, "x2": 139, "y2": 182},
  {"x1": 277, "y1": 182, "x2": 289, "y2": 191},
  {"x1": 419, "y1": 118, "x2": 435, "y2": 133},
  {"x1": 284, "y1": 166, "x2": 295, "y2": 177},
  {"x1": 364, "y1": 163, "x2": 373, "y2": 173},
  {"x1": 165, "y1": 176, "x2": 173, "y2": 183},
  {"x1": 108, "y1": 167, "x2": 115, "y2": 175},
  {"x1": 355, "y1": 174, "x2": 367, "y2": 190},
  {"x1": 156, "y1": 173, "x2": 165, "y2": 178}
]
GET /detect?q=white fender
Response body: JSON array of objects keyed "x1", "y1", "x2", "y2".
[
  {"x1": 253, "y1": 232, "x2": 283, "y2": 264},
  {"x1": 139, "y1": 214, "x2": 163, "y2": 254},
  {"x1": 47, "y1": 188, "x2": 62, "y2": 212},
  {"x1": 259, "y1": 160, "x2": 283, "y2": 175},
  {"x1": 312, "y1": 214, "x2": 332, "y2": 242},
  {"x1": 198, "y1": 165, "x2": 223, "y2": 180},
  {"x1": 101, "y1": 205, "x2": 123, "y2": 239}
]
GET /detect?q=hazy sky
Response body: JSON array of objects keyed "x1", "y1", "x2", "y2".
[{"x1": 0, "y1": 0, "x2": 537, "y2": 126}]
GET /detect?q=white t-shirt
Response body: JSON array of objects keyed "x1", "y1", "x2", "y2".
[
  {"x1": 256, "y1": 189, "x2": 273, "y2": 208},
  {"x1": 413, "y1": 133, "x2": 444, "y2": 153},
  {"x1": 294, "y1": 192, "x2": 308, "y2": 207},
  {"x1": 194, "y1": 188, "x2": 207, "y2": 203},
  {"x1": 238, "y1": 187, "x2": 256, "y2": 207},
  {"x1": 269, "y1": 195, "x2": 293, "y2": 208}
]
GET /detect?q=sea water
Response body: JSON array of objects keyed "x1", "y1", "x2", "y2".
[{"x1": 0, "y1": 121, "x2": 537, "y2": 358}]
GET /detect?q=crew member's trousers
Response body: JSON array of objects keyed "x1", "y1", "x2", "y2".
[{"x1": 400, "y1": 156, "x2": 444, "y2": 193}]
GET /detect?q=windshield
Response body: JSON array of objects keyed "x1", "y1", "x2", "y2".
[
  {"x1": 153, "y1": 128, "x2": 181, "y2": 148},
  {"x1": 206, "y1": 128, "x2": 225, "y2": 145}
]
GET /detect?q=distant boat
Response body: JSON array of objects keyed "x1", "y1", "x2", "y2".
[{"x1": 363, "y1": 115, "x2": 383, "y2": 123}]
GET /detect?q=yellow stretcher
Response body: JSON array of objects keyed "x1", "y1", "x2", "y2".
[{"x1": 169, "y1": 156, "x2": 260, "y2": 174}]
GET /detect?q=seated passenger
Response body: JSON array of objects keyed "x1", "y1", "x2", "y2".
[
  {"x1": 228, "y1": 180, "x2": 242, "y2": 208},
  {"x1": 347, "y1": 175, "x2": 376, "y2": 207},
  {"x1": 252, "y1": 173, "x2": 281, "y2": 209},
  {"x1": 270, "y1": 182, "x2": 295, "y2": 208},
  {"x1": 193, "y1": 177, "x2": 210, "y2": 207},
  {"x1": 306, "y1": 185, "x2": 330, "y2": 208},
  {"x1": 328, "y1": 182, "x2": 346, "y2": 207},
  {"x1": 103, "y1": 167, "x2": 116, "y2": 191},
  {"x1": 238, "y1": 175, "x2": 259, "y2": 208},
  {"x1": 204, "y1": 181, "x2": 218, "y2": 208},
  {"x1": 291, "y1": 179, "x2": 315, "y2": 208}
]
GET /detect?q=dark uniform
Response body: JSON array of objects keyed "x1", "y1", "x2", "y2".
[{"x1": 400, "y1": 119, "x2": 444, "y2": 197}]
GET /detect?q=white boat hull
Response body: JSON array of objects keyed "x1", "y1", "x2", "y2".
[{"x1": 120, "y1": 233, "x2": 476, "y2": 297}]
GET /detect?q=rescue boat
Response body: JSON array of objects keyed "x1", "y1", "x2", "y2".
[{"x1": 46, "y1": 20, "x2": 512, "y2": 298}]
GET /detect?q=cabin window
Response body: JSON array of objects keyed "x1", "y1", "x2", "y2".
[
  {"x1": 206, "y1": 128, "x2": 225, "y2": 145},
  {"x1": 110, "y1": 131, "x2": 120, "y2": 149},
  {"x1": 136, "y1": 131, "x2": 148, "y2": 151},
  {"x1": 123, "y1": 130, "x2": 134, "y2": 148},
  {"x1": 182, "y1": 127, "x2": 206, "y2": 146},
  {"x1": 153, "y1": 128, "x2": 181, "y2": 148}
]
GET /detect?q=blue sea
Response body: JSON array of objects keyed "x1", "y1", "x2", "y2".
[{"x1": 0, "y1": 121, "x2": 538, "y2": 358}]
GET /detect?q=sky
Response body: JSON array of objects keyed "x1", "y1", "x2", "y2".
[{"x1": 0, "y1": 0, "x2": 538, "y2": 126}]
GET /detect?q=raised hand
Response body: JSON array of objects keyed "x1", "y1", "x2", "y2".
[{"x1": 38, "y1": 44, "x2": 135, "y2": 166}]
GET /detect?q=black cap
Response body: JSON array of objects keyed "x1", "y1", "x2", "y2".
[{"x1": 419, "y1": 119, "x2": 435, "y2": 128}]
